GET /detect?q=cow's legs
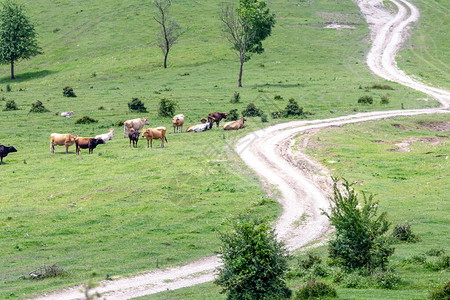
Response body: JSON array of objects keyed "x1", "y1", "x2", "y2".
[
  {"x1": 65, "y1": 144, "x2": 69, "y2": 154},
  {"x1": 50, "y1": 141, "x2": 54, "y2": 154}
]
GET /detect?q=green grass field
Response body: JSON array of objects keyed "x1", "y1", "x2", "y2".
[{"x1": 0, "y1": 0, "x2": 447, "y2": 298}]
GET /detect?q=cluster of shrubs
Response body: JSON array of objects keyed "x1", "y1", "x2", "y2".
[
  {"x1": 63, "y1": 86, "x2": 76, "y2": 97},
  {"x1": 75, "y1": 116, "x2": 98, "y2": 124},
  {"x1": 29, "y1": 101, "x2": 49, "y2": 113},
  {"x1": 401, "y1": 248, "x2": 449, "y2": 271},
  {"x1": 4, "y1": 100, "x2": 17, "y2": 111},
  {"x1": 128, "y1": 97, "x2": 147, "y2": 113}
]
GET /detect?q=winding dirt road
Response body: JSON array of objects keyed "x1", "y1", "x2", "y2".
[{"x1": 33, "y1": 0, "x2": 449, "y2": 299}]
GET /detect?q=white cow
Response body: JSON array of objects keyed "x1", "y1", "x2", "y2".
[
  {"x1": 95, "y1": 128, "x2": 115, "y2": 141},
  {"x1": 61, "y1": 111, "x2": 74, "y2": 118},
  {"x1": 123, "y1": 117, "x2": 149, "y2": 138}
]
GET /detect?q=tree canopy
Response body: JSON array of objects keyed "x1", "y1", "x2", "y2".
[{"x1": 0, "y1": 0, "x2": 41, "y2": 79}]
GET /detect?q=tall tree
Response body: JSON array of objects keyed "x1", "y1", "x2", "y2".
[
  {"x1": 154, "y1": 0, "x2": 183, "y2": 69},
  {"x1": 220, "y1": 0, "x2": 275, "y2": 87},
  {"x1": 0, "y1": 0, "x2": 41, "y2": 79}
]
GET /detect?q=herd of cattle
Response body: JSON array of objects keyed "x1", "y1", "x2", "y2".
[{"x1": 0, "y1": 112, "x2": 247, "y2": 164}]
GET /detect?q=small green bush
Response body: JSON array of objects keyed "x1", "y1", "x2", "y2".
[
  {"x1": 6, "y1": 84, "x2": 11, "y2": 92},
  {"x1": 230, "y1": 91, "x2": 240, "y2": 103},
  {"x1": 261, "y1": 113, "x2": 268, "y2": 122},
  {"x1": 274, "y1": 95, "x2": 283, "y2": 100},
  {"x1": 294, "y1": 278, "x2": 337, "y2": 299},
  {"x1": 242, "y1": 103, "x2": 263, "y2": 117},
  {"x1": 300, "y1": 252, "x2": 322, "y2": 270},
  {"x1": 284, "y1": 98, "x2": 304, "y2": 117},
  {"x1": 271, "y1": 111, "x2": 283, "y2": 119},
  {"x1": 380, "y1": 94, "x2": 390, "y2": 105},
  {"x1": 425, "y1": 255, "x2": 450, "y2": 271},
  {"x1": 358, "y1": 95, "x2": 373, "y2": 104},
  {"x1": 113, "y1": 120, "x2": 124, "y2": 127},
  {"x1": 4, "y1": 100, "x2": 17, "y2": 111},
  {"x1": 429, "y1": 281, "x2": 450, "y2": 300},
  {"x1": 75, "y1": 116, "x2": 98, "y2": 124},
  {"x1": 128, "y1": 97, "x2": 147, "y2": 113},
  {"x1": 371, "y1": 84, "x2": 394, "y2": 90},
  {"x1": 29, "y1": 101, "x2": 49, "y2": 113},
  {"x1": 63, "y1": 86, "x2": 76, "y2": 97},
  {"x1": 341, "y1": 272, "x2": 369, "y2": 288},
  {"x1": 373, "y1": 269, "x2": 401, "y2": 289},
  {"x1": 426, "y1": 248, "x2": 446, "y2": 257},
  {"x1": 228, "y1": 109, "x2": 239, "y2": 121},
  {"x1": 392, "y1": 223, "x2": 417, "y2": 242},
  {"x1": 158, "y1": 97, "x2": 177, "y2": 117}
]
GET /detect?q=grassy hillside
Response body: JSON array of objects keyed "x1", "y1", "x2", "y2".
[{"x1": 0, "y1": 0, "x2": 443, "y2": 298}]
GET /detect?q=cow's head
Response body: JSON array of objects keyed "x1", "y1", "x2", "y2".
[
  {"x1": 143, "y1": 118, "x2": 149, "y2": 125},
  {"x1": 96, "y1": 138, "x2": 105, "y2": 145},
  {"x1": 222, "y1": 112, "x2": 227, "y2": 119},
  {"x1": 109, "y1": 128, "x2": 115, "y2": 133},
  {"x1": 8, "y1": 146, "x2": 17, "y2": 153}
]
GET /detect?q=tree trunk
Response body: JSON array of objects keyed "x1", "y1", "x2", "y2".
[
  {"x1": 164, "y1": 50, "x2": 168, "y2": 69},
  {"x1": 10, "y1": 60, "x2": 15, "y2": 80},
  {"x1": 238, "y1": 55, "x2": 244, "y2": 88}
]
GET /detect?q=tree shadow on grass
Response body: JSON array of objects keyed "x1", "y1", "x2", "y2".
[{"x1": 0, "y1": 70, "x2": 57, "y2": 84}]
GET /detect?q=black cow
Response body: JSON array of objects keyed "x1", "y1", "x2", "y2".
[
  {"x1": 207, "y1": 112, "x2": 227, "y2": 127},
  {"x1": 75, "y1": 137, "x2": 105, "y2": 155},
  {"x1": 0, "y1": 145, "x2": 17, "y2": 165},
  {"x1": 128, "y1": 128, "x2": 140, "y2": 148}
]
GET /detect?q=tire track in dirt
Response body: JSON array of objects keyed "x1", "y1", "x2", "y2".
[{"x1": 32, "y1": 0, "x2": 449, "y2": 299}]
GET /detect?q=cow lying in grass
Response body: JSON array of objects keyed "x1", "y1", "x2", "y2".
[
  {"x1": 142, "y1": 127, "x2": 167, "y2": 148},
  {"x1": 128, "y1": 128, "x2": 140, "y2": 148},
  {"x1": 61, "y1": 111, "x2": 74, "y2": 118},
  {"x1": 75, "y1": 137, "x2": 105, "y2": 155},
  {"x1": 50, "y1": 133, "x2": 78, "y2": 154},
  {"x1": 0, "y1": 145, "x2": 17, "y2": 165},
  {"x1": 223, "y1": 117, "x2": 246, "y2": 130},
  {"x1": 186, "y1": 118, "x2": 214, "y2": 133},
  {"x1": 95, "y1": 128, "x2": 115, "y2": 141}
]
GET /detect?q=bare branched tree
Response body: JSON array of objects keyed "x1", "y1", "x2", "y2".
[
  {"x1": 154, "y1": 0, "x2": 183, "y2": 68},
  {"x1": 220, "y1": 4, "x2": 254, "y2": 88}
]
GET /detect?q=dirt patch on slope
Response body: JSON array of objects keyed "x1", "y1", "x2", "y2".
[{"x1": 417, "y1": 121, "x2": 450, "y2": 132}]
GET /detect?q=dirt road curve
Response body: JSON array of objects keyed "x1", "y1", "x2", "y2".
[{"x1": 33, "y1": 0, "x2": 449, "y2": 299}]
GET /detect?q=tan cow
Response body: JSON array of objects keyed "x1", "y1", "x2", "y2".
[
  {"x1": 124, "y1": 117, "x2": 149, "y2": 138},
  {"x1": 141, "y1": 127, "x2": 168, "y2": 148},
  {"x1": 172, "y1": 114, "x2": 185, "y2": 133},
  {"x1": 223, "y1": 117, "x2": 246, "y2": 130},
  {"x1": 50, "y1": 133, "x2": 78, "y2": 154}
]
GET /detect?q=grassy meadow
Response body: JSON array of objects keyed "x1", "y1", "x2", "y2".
[{"x1": 0, "y1": 0, "x2": 447, "y2": 298}]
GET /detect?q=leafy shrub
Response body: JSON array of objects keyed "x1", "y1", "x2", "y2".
[
  {"x1": 20, "y1": 264, "x2": 68, "y2": 280},
  {"x1": 371, "y1": 84, "x2": 394, "y2": 90},
  {"x1": 128, "y1": 97, "x2": 147, "y2": 113},
  {"x1": 98, "y1": 106, "x2": 104, "y2": 110},
  {"x1": 271, "y1": 111, "x2": 283, "y2": 119},
  {"x1": 283, "y1": 98, "x2": 303, "y2": 117},
  {"x1": 294, "y1": 278, "x2": 337, "y2": 299},
  {"x1": 215, "y1": 215, "x2": 291, "y2": 300},
  {"x1": 261, "y1": 113, "x2": 268, "y2": 122},
  {"x1": 341, "y1": 272, "x2": 369, "y2": 288},
  {"x1": 401, "y1": 254, "x2": 427, "y2": 266},
  {"x1": 426, "y1": 248, "x2": 446, "y2": 257},
  {"x1": 29, "y1": 101, "x2": 49, "y2": 113},
  {"x1": 380, "y1": 94, "x2": 390, "y2": 105},
  {"x1": 62, "y1": 86, "x2": 76, "y2": 97},
  {"x1": 425, "y1": 255, "x2": 450, "y2": 271},
  {"x1": 230, "y1": 91, "x2": 240, "y2": 103},
  {"x1": 4, "y1": 100, "x2": 17, "y2": 111},
  {"x1": 322, "y1": 178, "x2": 394, "y2": 271},
  {"x1": 242, "y1": 103, "x2": 263, "y2": 117},
  {"x1": 373, "y1": 269, "x2": 401, "y2": 289},
  {"x1": 6, "y1": 84, "x2": 11, "y2": 92},
  {"x1": 158, "y1": 97, "x2": 177, "y2": 117},
  {"x1": 300, "y1": 252, "x2": 322, "y2": 270},
  {"x1": 113, "y1": 120, "x2": 124, "y2": 127},
  {"x1": 392, "y1": 223, "x2": 417, "y2": 242},
  {"x1": 358, "y1": 95, "x2": 373, "y2": 104},
  {"x1": 228, "y1": 109, "x2": 239, "y2": 121},
  {"x1": 429, "y1": 281, "x2": 450, "y2": 300},
  {"x1": 274, "y1": 95, "x2": 283, "y2": 100},
  {"x1": 75, "y1": 116, "x2": 98, "y2": 124}
]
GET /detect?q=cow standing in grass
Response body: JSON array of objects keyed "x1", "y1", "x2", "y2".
[
  {"x1": 50, "y1": 133, "x2": 78, "y2": 154},
  {"x1": 172, "y1": 114, "x2": 184, "y2": 133},
  {"x1": 124, "y1": 118, "x2": 149, "y2": 138},
  {"x1": 75, "y1": 137, "x2": 105, "y2": 155},
  {"x1": 142, "y1": 127, "x2": 167, "y2": 148},
  {"x1": 208, "y1": 112, "x2": 227, "y2": 127},
  {"x1": 128, "y1": 129, "x2": 140, "y2": 148},
  {"x1": 0, "y1": 145, "x2": 17, "y2": 165}
]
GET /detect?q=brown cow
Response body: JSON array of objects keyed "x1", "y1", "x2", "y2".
[
  {"x1": 172, "y1": 114, "x2": 185, "y2": 133},
  {"x1": 75, "y1": 137, "x2": 105, "y2": 155},
  {"x1": 142, "y1": 127, "x2": 168, "y2": 148},
  {"x1": 223, "y1": 117, "x2": 246, "y2": 130},
  {"x1": 124, "y1": 117, "x2": 149, "y2": 138},
  {"x1": 208, "y1": 112, "x2": 227, "y2": 127},
  {"x1": 50, "y1": 133, "x2": 78, "y2": 154}
]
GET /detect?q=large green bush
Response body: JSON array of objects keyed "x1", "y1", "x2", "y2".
[
  {"x1": 228, "y1": 108, "x2": 239, "y2": 121},
  {"x1": 158, "y1": 97, "x2": 177, "y2": 117},
  {"x1": 283, "y1": 98, "x2": 303, "y2": 117},
  {"x1": 242, "y1": 102, "x2": 263, "y2": 117},
  {"x1": 322, "y1": 178, "x2": 394, "y2": 271},
  {"x1": 215, "y1": 215, "x2": 291, "y2": 299},
  {"x1": 29, "y1": 100, "x2": 49, "y2": 113},
  {"x1": 128, "y1": 97, "x2": 147, "y2": 113}
]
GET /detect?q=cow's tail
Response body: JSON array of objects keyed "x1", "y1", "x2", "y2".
[
  {"x1": 165, "y1": 136, "x2": 168, "y2": 143},
  {"x1": 124, "y1": 123, "x2": 127, "y2": 138}
]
